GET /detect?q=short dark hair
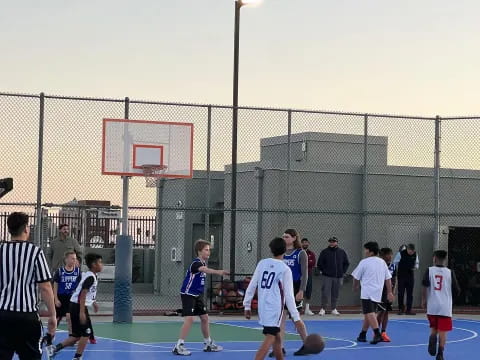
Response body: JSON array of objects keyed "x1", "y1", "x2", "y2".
[
  {"x1": 364, "y1": 241, "x2": 379, "y2": 256},
  {"x1": 59, "y1": 223, "x2": 69, "y2": 230},
  {"x1": 407, "y1": 243, "x2": 415, "y2": 251},
  {"x1": 433, "y1": 250, "x2": 447, "y2": 261},
  {"x1": 7, "y1": 212, "x2": 29, "y2": 237},
  {"x1": 194, "y1": 239, "x2": 210, "y2": 255},
  {"x1": 301, "y1": 238, "x2": 309, "y2": 242},
  {"x1": 85, "y1": 253, "x2": 102, "y2": 269},
  {"x1": 269, "y1": 237, "x2": 287, "y2": 257},
  {"x1": 380, "y1": 247, "x2": 393, "y2": 257}
]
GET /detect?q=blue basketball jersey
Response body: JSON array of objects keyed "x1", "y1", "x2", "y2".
[
  {"x1": 180, "y1": 258, "x2": 207, "y2": 296},
  {"x1": 55, "y1": 266, "x2": 81, "y2": 296},
  {"x1": 283, "y1": 249, "x2": 303, "y2": 281}
]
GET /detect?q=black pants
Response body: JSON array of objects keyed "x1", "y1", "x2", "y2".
[
  {"x1": 0, "y1": 310, "x2": 43, "y2": 360},
  {"x1": 397, "y1": 274, "x2": 414, "y2": 312}
]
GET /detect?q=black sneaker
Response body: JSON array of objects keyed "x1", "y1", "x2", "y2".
[
  {"x1": 428, "y1": 334, "x2": 437, "y2": 356},
  {"x1": 435, "y1": 353, "x2": 444, "y2": 360},
  {"x1": 293, "y1": 345, "x2": 308, "y2": 356},
  {"x1": 370, "y1": 334, "x2": 383, "y2": 345},
  {"x1": 357, "y1": 334, "x2": 367, "y2": 342},
  {"x1": 268, "y1": 348, "x2": 286, "y2": 357}
]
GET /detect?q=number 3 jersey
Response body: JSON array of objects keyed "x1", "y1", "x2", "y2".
[
  {"x1": 422, "y1": 265, "x2": 460, "y2": 317},
  {"x1": 243, "y1": 258, "x2": 300, "y2": 327}
]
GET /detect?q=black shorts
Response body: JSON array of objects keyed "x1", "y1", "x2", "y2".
[
  {"x1": 69, "y1": 302, "x2": 93, "y2": 338},
  {"x1": 361, "y1": 299, "x2": 379, "y2": 314},
  {"x1": 181, "y1": 294, "x2": 207, "y2": 317},
  {"x1": 285, "y1": 280, "x2": 303, "y2": 313},
  {"x1": 56, "y1": 294, "x2": 72, "y2": 318},
  {"x1": 263, "y1": 326, "x2": 281, "y2": 336},
  {"x1": 0, "y1": 310, "x2": 43, "y2": 360}
]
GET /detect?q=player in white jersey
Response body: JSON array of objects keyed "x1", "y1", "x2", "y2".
[
  {"x1": 244, "y1": 237, "x2": 308, "y2": 360},
  {"x1": 48, "y1": 253, "x2": 104, "y2": 360},
  {"x1": 422, "y1": 250, "x2": 460, "y2": 360}
]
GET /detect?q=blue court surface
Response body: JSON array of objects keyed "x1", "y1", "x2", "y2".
[{"x1": 36, "y1": 318, "x2": 479, "y2": 359}]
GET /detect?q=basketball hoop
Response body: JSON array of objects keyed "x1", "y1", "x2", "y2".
[{"x1": 141, "y1": 164, "x2": 168, "y2": 188}]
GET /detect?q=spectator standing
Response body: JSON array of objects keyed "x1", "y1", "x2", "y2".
[
  {"x1": 317, "y1": 236, "x2": 350, "y2": 316},
  {"x1": 301, "y1": 238, "x2": 316, "y2": 316},
  {"x1": 395, "y1": 243, "x2": 419, "y2": 315},
  {"x1": 49, "y1": 224, "x2": 82, "y2": 273}
]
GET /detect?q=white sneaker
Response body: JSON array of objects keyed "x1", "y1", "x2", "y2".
[
  {"x1": 204, "y1": 342, "x2": 223, "y2": 352},
  {"x1": 318, "y1": 308, "x2": 326, "y2": 316},
  {"x1": 173, "y1": 344, "x2": 191, "y2": 356},
  {"x1": 305, "y1": 309, "x2": 314, "y2": 316},
  {"x1": 331, "y1": 309, "x2": 341, "y2": 316}
]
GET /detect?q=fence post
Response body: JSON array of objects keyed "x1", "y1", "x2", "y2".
[
  {"x1": 362, "y1": 114, "x2": 369, "y2": 244},
  {"x1": 255, "y1": 167, "x2": 264, "y2": 262},
  {"x1": 204, "y1": 106, "x2": 212, "y2": 245},
  {"x1": 35, "y1": 93, "x2": 45, "y2": 247},
  {"x1": 113, "y1": 97, "x2": 133, "y2": 323},
  {"x1": 286, "y1": 110, "x2": 292, "y2": 223},
  {"x1": 434, "y1": 115, "x2": 441, "y2": 249}
]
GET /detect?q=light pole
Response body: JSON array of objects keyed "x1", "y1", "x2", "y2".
[{"x1": 230, "y1": 0, "x2": 260, "y2": 280}]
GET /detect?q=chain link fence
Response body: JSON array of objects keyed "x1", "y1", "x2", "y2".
[{"x1": 1, "y1": 91, "x2": 480, "y2": 314}]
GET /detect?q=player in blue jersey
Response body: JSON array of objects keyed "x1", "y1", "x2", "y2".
[
  {"x1": 173, "y1": 239, "x2": 229, "y2": 356},
  {"x1": 269, "y1": 229, "x2": 309, "y2": 357}
]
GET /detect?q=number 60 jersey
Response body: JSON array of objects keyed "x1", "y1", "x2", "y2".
[{"x1": 243, "y1": 258, "x2": 300, "y2": 327}]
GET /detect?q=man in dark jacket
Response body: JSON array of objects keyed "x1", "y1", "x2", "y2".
[
  {"x1": 396, "y1": 243, "x2": 419, "y2": 315},
  {"x1": 317, "y1": 237, "x2": 350, "y2": 316}
]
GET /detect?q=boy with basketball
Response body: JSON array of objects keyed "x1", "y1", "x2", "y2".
[
  {"x1": 422, "y1": 250, "x2": 460, "y2": 360},
  {"x1": 352, "y1": 242, "x2": 394, "y2": 345},
  {"x1": 376, "y1": 247, "x2": 396, "y2": 342},
  {"x1": 173, "y1": 240, "x2": 229, "y2": 356},
  {"x1": 243, "y1": 237, "x2": 309, "y2": 360},
  {"x1": 48, "y1": 253, "x2": 103, "y2": 360}
]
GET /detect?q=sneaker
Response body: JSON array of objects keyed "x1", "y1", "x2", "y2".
[
  {"x1": 331, "y1": 309, "x2": 341, "y2": 316},
  {"x1": 269, "y1": 348, "x2": 286, "y2": 357},
  {"x1": 357, "y1": 334, "x2": 367, "y2": 343},
  {"x1": 397, "y1": 311, "x2": 404, "y2": 315},
  {"x1": 428, "y1": 334, "x2": 437, "y2": 356},
  {"x1": 203, "y1": 342, "x2": 223, "y2": 352},
  {"x1": 436, "y1": 353, "x2": 444, "y2": 360},
  {"x1": 305, "y1": 309, "x2": 314, "y2": 316},
  {"x1": 405, "y1": 311, "x2": 416, "y2": 316},
  {"x1": 89, "y1": 337, "x2": 97, "y2": 344},
  {"x1": 318, "y1": 308, "x2": 326, "y2": 316},
  {"x1": 46, "y1": 345, "x2": 56, "y2": 359},
  {"x1": 381, "y1": 332, "x2": 391, "y2": 342},
  {"x1": 173, "y1": 344, "x2": 191, "y2": 356},
  {"x1": 293, "y1": 345, "x2": 308, "y2": 356},
  {"x1": 370, "y1": 333, "x2": 383, "y2": 345},
  {"x1": 73, "y1": 357, "x2": 82, "y2": 360}
]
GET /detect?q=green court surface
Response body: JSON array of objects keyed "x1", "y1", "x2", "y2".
[{"x1": 63, "y1": 321, "x2": 300, "y2": 343}]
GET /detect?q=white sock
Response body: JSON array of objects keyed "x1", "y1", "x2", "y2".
[
  {"x1": 177, "y1": 339, "x2": 185, "y2": 346},
  {"x1": 305, "y1": 303, "x2": 310, "y2": 311},
  {"x1": 204, "y1": 337, "x2": 212, "y2": 344}
]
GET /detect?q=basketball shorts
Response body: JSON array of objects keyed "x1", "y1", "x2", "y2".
[
  {"x1": 56, "y1": 294, "x2": 72, "y2": 319},
  {"x1": 263, "y1": 326, "x2": 281, "y2": 336},
  {"x1": 427, "y1": 315, "x2": 453, "y2": 332},
  {"x1": 0, "y1": 310, "x2": 43, "y2": 360},
  {"x1": 361, "y1": 299, "x2": 379, "y2": 314},
  {"x1": 181, "y1": 294, "x2": 207, "y2": 317},
  {"x1": 69, "y1": 302, "x2": 93, "y2": 338}
]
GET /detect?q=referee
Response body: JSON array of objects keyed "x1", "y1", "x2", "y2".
[{"x1": 0, "y1": 212, "x2": 56, "y2": 359}]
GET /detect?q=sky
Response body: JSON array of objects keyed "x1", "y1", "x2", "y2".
[
  {"x1": 2, "y1": 0, "x2": 480, "y2": 208},
  {"x1": 2, "y1": 0, "x2": 480, "y2": 116}
]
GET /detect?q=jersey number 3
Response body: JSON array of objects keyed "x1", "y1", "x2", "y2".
[
  {"x1": 434, "y1": 275, "x2": 443, "y2": 291},
  {"x1": 261, "y1": 271, "x2": 275, "y2": 289}
]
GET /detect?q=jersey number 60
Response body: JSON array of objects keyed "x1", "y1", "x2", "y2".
[{"x1": 261, "y1": 271, "x2": 275, "y2": 289}]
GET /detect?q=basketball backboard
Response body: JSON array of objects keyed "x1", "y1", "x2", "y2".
[{"x1": 102, "y1": 119, "x2": 193, "y2": 178}]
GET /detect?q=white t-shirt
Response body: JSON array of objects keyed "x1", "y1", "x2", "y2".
[
  {"x1": 425, "y1": 266, "x2": 453, "y2": 317},
  {"x1": 352, "y1": 256, "x2": 391, "y2": 303},
  {"x1": 243, "y1": 258, "x2": 300, "y2": 327}
]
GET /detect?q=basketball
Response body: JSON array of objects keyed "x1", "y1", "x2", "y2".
[{"x1": 304, "y1": 334, "x2": 325, "y2": 354}]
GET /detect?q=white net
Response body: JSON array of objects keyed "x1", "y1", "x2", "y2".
[{"x1": 141, "y1": 164, "x2": 168, "y2": 188}]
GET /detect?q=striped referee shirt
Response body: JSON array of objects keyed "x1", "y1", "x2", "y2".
[{"x1": 0, "y1": 241, "x2": 51, "y2": 312}]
